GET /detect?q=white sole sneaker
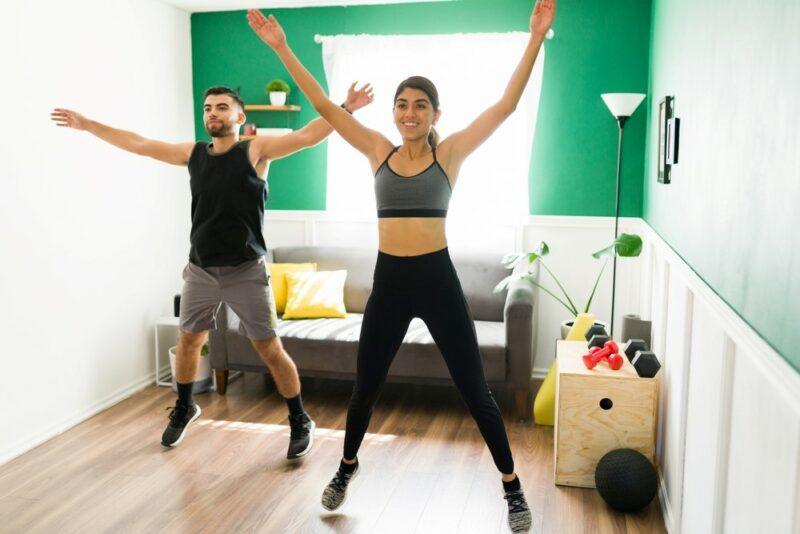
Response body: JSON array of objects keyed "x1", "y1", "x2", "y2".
[
  {"x1": 288, "y1": 419, "x2": 316, "y2": 460},
  {"x1": 161, "y1": 404, "x2": 201, "y2": 448},
  {"x1": 321, "y1": 464, "x2": 359, "y2": 511}
]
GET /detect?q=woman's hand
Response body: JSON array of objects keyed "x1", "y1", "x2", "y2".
[
  {"x1": 247, "y1": 10, "x2": 287, "y2": 50},
  {"x1": 530, "y1": 0, "x2": 556, "y2": 39}
]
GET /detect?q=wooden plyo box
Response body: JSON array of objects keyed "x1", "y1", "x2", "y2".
[{"x1": 554, "y1": 340, "x2": 659, "y2": 488}]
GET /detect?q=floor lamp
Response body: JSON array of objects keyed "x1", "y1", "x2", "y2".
[{"x1": 601, "y1": 93, "x2": 645, "y2": 338}]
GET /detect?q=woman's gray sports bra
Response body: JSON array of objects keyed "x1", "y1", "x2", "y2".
[{"x1": 374, "y1": 146, "x2": 452, "y2": 218}]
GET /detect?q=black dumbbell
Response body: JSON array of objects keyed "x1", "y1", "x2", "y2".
[
  {"x1": 631, "y1": 350, "x2": 661, "y2": 378},
  {"x1": 623, "y1": 339, "x2": 648, "y2": 362},
  {"x1": 585, "y1": 323, "x2": 609, "y2": 342},
  {"x1": 588, "y1": 334, "x2": 610, "y2": 349}
]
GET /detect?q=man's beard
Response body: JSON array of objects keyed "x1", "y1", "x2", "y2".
[{"x1": 205, "y1": 122, "x2": 232, "y2": 138}]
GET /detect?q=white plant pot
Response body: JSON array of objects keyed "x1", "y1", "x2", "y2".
[
  {"x1": 269, "y1": 91, "x2": 287, "y2": 106},
  {"x1": 168, "y1": 346, "x2": 212, "y2": 394}
]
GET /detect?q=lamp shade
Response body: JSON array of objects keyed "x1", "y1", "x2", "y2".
[{"x1": 601, "y1": 93, "x2": 646, "y2": 118}]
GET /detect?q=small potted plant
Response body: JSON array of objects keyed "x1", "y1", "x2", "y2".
[
  {"x1": 266, "y1": 79, "x2": 291, "y2": 106},
  {"x1": 494, "y1": 233, "x2": 643, "y2": 338},
  {"x1": 168, "y1": 344, "x2": 213, "y2": 393}
]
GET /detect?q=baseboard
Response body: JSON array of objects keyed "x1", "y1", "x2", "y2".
[
  {"x1": 0, "y1": 373, "x2": 156, "y2": 467},
  {"x1": 658, "y1": 467, "x2": 675, "y2": 533},
  {"x1": 532, "y1": 366, "x2": 549, "y2": 380}
]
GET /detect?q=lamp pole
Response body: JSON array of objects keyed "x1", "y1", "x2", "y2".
[
  {"x1": 610, "y1": 115, "x2": 628, "y2": 338},
  {"x1": 601, "y1": 92, "x2": 644, "y2": 340}
]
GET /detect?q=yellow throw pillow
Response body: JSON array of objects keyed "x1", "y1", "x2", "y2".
[
  {"x1": 267, "y1": 262, "x2": 317, "y2": 313},
  {"x1": 282, "y1": 270, "x2": 348, "y2": 319}
]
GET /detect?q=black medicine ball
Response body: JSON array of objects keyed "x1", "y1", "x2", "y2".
[{"x1": 594, "y1": 448, "x2": 658, "y2": 512}]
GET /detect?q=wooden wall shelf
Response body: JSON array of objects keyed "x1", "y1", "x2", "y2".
[{"x1": 244, "y1": 105, "x2": 301, "y2": 112}]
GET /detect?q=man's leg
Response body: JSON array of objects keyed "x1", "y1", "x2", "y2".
[
  {"x1": 250, "y1": 335, "x2": 300, "y2": 400},
  {"x1": 161, "y1": 331, "x2": 208, "y2": 448},
  {"x1": 251, "y1": 335, "x2": 314, "y2": 459},
  {"x1": 174, "y1": 330, "x2": 208, "y2": 405},
  {"x1": 225, "y1": 258, "x2": 314, "y2": 459},
  {"x1": 164, "y1": 262, "x2": 220, "y2": 448}
]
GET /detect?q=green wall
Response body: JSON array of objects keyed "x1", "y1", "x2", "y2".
[
  {"x1": 190, "y1": 0, "x2": 651, "y2": 214},
  {"x1": 644, "y1": 0, "x2": 799, "y2": 371}
]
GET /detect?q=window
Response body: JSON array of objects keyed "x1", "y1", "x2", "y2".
[{"x1": 320, "y1": 32, "x2": 544, "y2": 231}]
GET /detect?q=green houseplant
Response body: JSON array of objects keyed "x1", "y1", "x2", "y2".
[
  {"x1": 266, "y1": 79, "x2": 291, "y2": 105},
  {"x1": 494, "y1": 233, "x2": 643, "y2": 334}
]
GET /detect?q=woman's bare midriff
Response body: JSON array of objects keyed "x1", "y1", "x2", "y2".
[{"x1": 378, "y1": 218, "x2": 447, "y2": 256}]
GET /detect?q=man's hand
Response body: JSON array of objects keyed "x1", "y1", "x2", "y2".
[
  {"x1": 530, "y1": 0, "x2": 556, "y2": 39},
  {"x1": 51, "y1": 108, "x2": 90, "y2": 130},
  {"x1": 50, "y1": 108, "x2": 192, "y2": 165},
  {"x1": 344, "y1": 82, "x2": 375, "y2": 113},
  {"x1": 247, "y1": 10, "x2": 287, "y2": 50}
]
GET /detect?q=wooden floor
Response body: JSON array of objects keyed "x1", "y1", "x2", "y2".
[{"x1": 0, "y1": 375, "x2": 665, "y2": 534}]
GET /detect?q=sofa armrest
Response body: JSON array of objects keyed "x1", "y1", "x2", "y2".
[{"x1": 503, "y1": 267, "x2": 537, "y2": 391}]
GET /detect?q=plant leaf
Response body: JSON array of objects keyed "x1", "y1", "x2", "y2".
[
  {"x1": 497, "y1": 273, "x2": 577, "y2": 316},
  {"x1": 527, "y1": 241, "x2": 550, "y2": 264},
  {"x1": 592, "y1": 233, "x2": 643, "y2": 259},
  {"x1": 583, "y1": 257, "x2": 608, "y2": 313},
  {"x1": 493, "y1": 273, "x2": 519, "y2": 293},
  {"x1": 539, "y1": 261, "x2": 579, "y2": 316},
  {"x1": 501, "y1": 253, "x2": 526, "y2": 270},
  {"x1": 525, "y1": 241, "x2": 550, "y2": 264},
  {"x1": 501, "y1": 242, "x2": 550, "y2": 270}
]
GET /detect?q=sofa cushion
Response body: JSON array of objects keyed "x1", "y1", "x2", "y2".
[
  {"x1": 448, "y1": 252, "x2": 509, "y2": 322},
  {"x1": 226, "y1": 314, "x2": 507, "y2": 382},
  {"x1": 283, "y1": 270, "x2": 348, "y2": 319},
  {"x1": 266, "y1": 262, "x2": 316, "y2": 313},
  {"x1": 272, "y1": 247, "x2": 376, "y2": 314}
]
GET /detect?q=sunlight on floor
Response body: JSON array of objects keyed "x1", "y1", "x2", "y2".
[{"x1": 195, "y1": 418, "x2": 399, "y2": 444}]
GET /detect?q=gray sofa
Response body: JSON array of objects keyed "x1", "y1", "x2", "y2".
[{"x1": 209, "y1": 246, "x2": 537, "y2": 418}]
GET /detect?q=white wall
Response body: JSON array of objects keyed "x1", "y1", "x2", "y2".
[{"x1": 0, "y1": 0, "x2": 193, "y2": 464}]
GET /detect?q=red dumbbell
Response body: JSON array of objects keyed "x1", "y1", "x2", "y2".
[{"x1": 582, "y1": 340, "x2": 623, "y2": 370}]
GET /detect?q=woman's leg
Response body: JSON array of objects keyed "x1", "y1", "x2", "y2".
[
  {"x1": 322, "y1": 287, "x2": 412, "y2": 511},
  {"x1": 343, "y1": 287, "x2": 413, "y2": 461},
  {"x1": 417, "y1": 275, "x2": 515, "y2": 475},
  {"x1": 418, "y1": 267, "x2": 532, "y2": 534}
]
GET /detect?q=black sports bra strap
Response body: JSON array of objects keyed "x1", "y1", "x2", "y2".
[
  {"x1": 378, "y1": 146, "x2": 400, "y2": 170},
  {"x1": 432, "y1": 146, "x2": 438, "y2": 163}
]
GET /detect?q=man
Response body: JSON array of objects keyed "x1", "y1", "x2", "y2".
[{"x1": 51, "y1": 82, "x2": 374, "y2": 458}]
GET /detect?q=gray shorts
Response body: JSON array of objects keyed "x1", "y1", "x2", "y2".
[{"x1": 179, "y1": 257, "x2": 278, "y2": 340}]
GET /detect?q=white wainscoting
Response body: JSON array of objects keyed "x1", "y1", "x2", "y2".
[{"x1": 638, "y1": 223, "x2": 800, "y2": 534}]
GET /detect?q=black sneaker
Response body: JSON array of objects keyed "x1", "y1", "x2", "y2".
[
  {"x1": 287, "y1": 413, "x2": 315, "y2": 459},
  {"x1": 161, "y1": 402, "x2": 201, "y2": 448},
  {"x1": 321, "y1": 464, "x2": 359, "y2": 511},
  {"x1": 504, "y1": 490, "x2": 532, "y2": 533}
]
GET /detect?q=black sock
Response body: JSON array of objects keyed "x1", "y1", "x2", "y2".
[
  {"x1": 339, "y1": 458, "x2": 358, "y2": 474},
  {"x1": 286, "y1": 394, "x2": 305, "y2": 416},
  {"x1": 503, "y1": 476, "x2": 521, "y2": 493},
  {"x1": 176, "y1": 381, "x2": 194, "y2": 407}
]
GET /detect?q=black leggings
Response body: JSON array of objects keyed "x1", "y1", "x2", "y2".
[{"x1": 343, "y1": 248, "x2": 514, "y2": 474}]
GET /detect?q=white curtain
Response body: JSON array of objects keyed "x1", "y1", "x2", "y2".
[{"x1": 320, "y1": 32, "x2": 544, "y2": 228}]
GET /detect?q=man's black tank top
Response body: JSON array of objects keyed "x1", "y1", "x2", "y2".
[{"x1": 187, "y1": 140, "x2": 268, "y2": 267}]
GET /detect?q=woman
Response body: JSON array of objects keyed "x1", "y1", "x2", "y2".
[{"x1": 247, "y1": 3, "x2": 554, "y2": 532}]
